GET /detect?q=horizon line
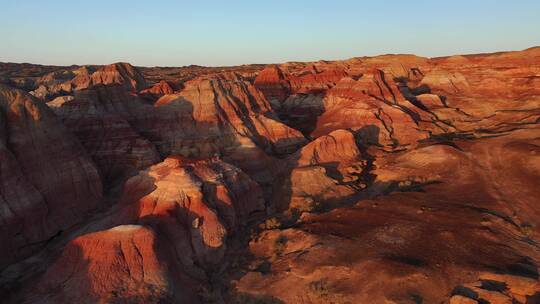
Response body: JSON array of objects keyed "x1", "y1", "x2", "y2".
[{"x1": 1, "y1": 45, "x2": 538, "y2": 69}]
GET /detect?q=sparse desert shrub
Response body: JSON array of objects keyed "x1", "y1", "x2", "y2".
[
  {"x1": 310, "y1": 199, "x2": 325, "y2": 213},
  {"x1": 308, "y1": 278, "x2": 331, "y2": 298},
  {"x1": 521, "y1": 222, "x2": 535, "y2": 237},
  {"x1": 273, "y1": 234, "x2": 288, "y2": 256},
  {"x1": 264, "y1": 217, "x2": 281, "y2": 229}
]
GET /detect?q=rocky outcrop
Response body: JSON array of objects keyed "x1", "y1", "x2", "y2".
[
  {"x1": 29, "y1": 70, "x2": 76, "y2": 99},
  {"x1": 0, "y1": 84, "x2": 102, "y2": 269},
  {"x1": 288, "y1": 66, "x2": 348, "y2": 94},
  {"x1": 253, "y1": 65, "x2": 291, "y2": 103},
  {"x1": 233, "y1": 128, "x2": 540, "y2": 304},
  {"x1": 116, "y1": 156, "x2": 265, "y2": 276},
  {"x1": 448, "y1": 272, "x2": 540, "y2": 304},
  {"x1": 312, "y1": 71, "x2": 434, "y2": 148},
  {"x1": 24, "y1": 63, "x2": 147, "y2": 101},
  {"x1": 16, "y1": 156, "x2": 266, "y2": 303},
  {"x1": 140, "y1": 80, "x2": 175, "y2": 100},
  {"x1": 254, "y1": 64, "x2": 348, "y2": 136},
  {"x1": 153, "y1": 73, "x2": 305, "y2": 154},
  {"x1": 48, "y1": 85, "x2": 161, "y2": 184},
  {"x1": 87, "y1": 62, "x2": 147, "y2": 92},
  {"x1": 254, "y1": 64, "x2": 348, "y2": 103},
  {"x1": 136, "y1": 73, "x2": 306, "y2": 184},
  {"x1": 272, "y1": 129, "x2": 372, "y2": 213},
  {"x1": 46, "y1": 69, "x2": 301, "y2": 188},
  {"x1": 28, "y1": 225, "x2": 201, "y2": 304}
]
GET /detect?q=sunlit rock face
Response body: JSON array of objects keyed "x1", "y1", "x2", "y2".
[
  {"x1": 140, "y1": 80, "x2": 175, "y2": 100},
  {"x1": 45, "y1": 64, "x2": 302, "y2": 189},
  {"x1": 271, "y1": 129, "x2": 372, "y2": 213},
  {"x1": 26, "y1": 62, "x2": 147, "y2": 100},
  {"x1": 150, "y1": 72, "x2": 307, "y2": 157},
  {"x1": 135, "y1": 72, "x2": 307, "y2": 188},
  {"x1": 16, "y1": 156, "x2": 266, "y2": 303},
  {"x1": 254, "y1": 65, "x2": 292, "y2": 103},
  {"x1": 116, "y1": 156, "x2": 265, "y2": 276},
  {"x1": 0, "y1": 84, "x2": 102, "y2": 268},
  {"x1": 28, "y1": 225, "x2": 201, "y2": 304},
  {"x1": 1, "y1": 47, "x2": 540, "y2": 304}
]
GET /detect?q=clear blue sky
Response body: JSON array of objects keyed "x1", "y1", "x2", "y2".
[{"x1": 1, "y1": 1, "x2": 539, "y2": 66}]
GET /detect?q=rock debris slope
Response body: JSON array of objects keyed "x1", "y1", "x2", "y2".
[{"x1": 0, "y1": 47, "x2": 540, "y2": 304}]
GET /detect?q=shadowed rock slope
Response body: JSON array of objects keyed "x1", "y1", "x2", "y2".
[{"x1": 0, "y1": 85, "x2": 102, "y2": 270}]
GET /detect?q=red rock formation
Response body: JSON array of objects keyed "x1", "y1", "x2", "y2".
[
  {"x1": 272, "y1": 129, "x2": 370, "y2": 213},
  {"x1": 312, "y1": 71, "x2": 434, "y2": 148},
  {"x1": 137, "y1": 73, "x2": 306, "y2": 184},
  {"x1": 15, "y1": 156, "x2": 266, "y2": 303},
  {"x1": 47, "y1": 69, "x2": 300, "y2": 188},
  {"x1": 143, "y1": 80, "x2": 174, "y2": 95},
  {"x1": 29, "y1": 69, "x2": 75, "y2": 99},
  {"x1": 288, "y1": 66, "x2": 348, "y2": 94},
  {"x1": 2, "y1": 47, "x2": 540, "y2": 304},
  {"x1": 254, "y1": 64, "x2": 348, "y2": 103},
  {"x1": 116, "y1": 156, "x2": 265, "y2": 276},
  {"x1": 140, "y1": 80, "x2": 175, "y2": 101},
  {"x1": 48, "y1": 85, "x2": 161, "y2": 184},
  {"x1": 254, "y1": 65, "x2": 291, "y2": 103},
  {"x1": 88, "y1": 62, "x2": 147, "y2": 92},
  {"x1": 28, "y1": 225, "x2": 201, "y2": 304},
  {"x1": 26, "y1": 63, "x2": 148, "y2": 101},
  {"x1": 233, "y1": 128, "x2": 540, "y2": 304},
  {"x1": 0, "y1": 84, "x2": 102, "y2": 268}
]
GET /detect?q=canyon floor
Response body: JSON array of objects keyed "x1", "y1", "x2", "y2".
[{"x1": 0, "y1": 47, "x2": 540, "y2": 304}]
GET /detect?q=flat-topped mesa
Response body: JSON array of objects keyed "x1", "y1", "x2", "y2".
[
  {"x1": 116, "y1": 156, "x2": 265, "y2": 276},
  {"x1": 0, "y1": 84, "x2": 102, "y2": 269},
  {"x1": 28, "y1": 225, "x2": 201, "y2": 304}
]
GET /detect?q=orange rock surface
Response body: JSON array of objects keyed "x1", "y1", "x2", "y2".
[{"x1": 29, "y1": 225, "x2": 201, "y2": 303}]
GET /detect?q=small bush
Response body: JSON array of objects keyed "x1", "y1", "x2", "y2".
[
  {"x1": 308, "y1": 278, "x2": 331, "y2": 298},
  {"x1": 273, "y1": 235, "x2": 288, "y2": 256},
  {"x1": 264, "y1": 217, "x2": 281, "y2": 229}
]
